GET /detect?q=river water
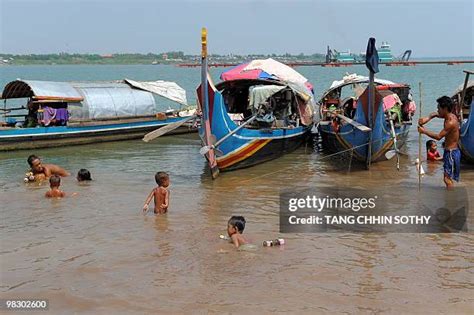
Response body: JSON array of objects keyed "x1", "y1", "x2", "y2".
[{"x1": 0, "y1": 64, "x2": 473, "y2": 313}]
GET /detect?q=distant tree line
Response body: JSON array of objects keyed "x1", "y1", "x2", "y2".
[{"x1": 0, "y1": 51, "x2": 325, "y2": 65}]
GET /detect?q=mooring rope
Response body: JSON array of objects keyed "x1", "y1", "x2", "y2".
[{"x1": 239, "y1": 136, "x2": 396, "y2": 184}]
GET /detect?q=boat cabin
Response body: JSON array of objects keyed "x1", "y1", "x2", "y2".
[
  {"x1": 1, "y1": 79, "x2": 188, "y2": 128},
  {"x1": 215, "y1": 79, "x2": 314, "y2": 129},
  {"x1": 451, "y1": 80, "x2": 473, "y2": 121},
  {"x1": 320, "y1": 75, "x2": 415, "y2": 125}
]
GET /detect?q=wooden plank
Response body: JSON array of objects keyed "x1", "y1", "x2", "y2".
[{"x1": 336, "y1": 114, "x2": 371, "y2": 132}]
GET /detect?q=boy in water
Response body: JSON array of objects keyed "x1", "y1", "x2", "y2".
[
  {"x1": 77, "y1": 169, "x2": 92, "y2": 181},
  {"x1": 45, "y1": 175, "x2": 66, "y2": 198},
  {"x1": 143, "y1": 172, "x2": 170, "y2": 214},
  {"x1": 418, "y1": 96, "x2": 460, "y2": 189},
  {"x1": 426, "y1": 140, "x2": 442, "y2": 161},
  {"x1": 227, "y1": 216, "x2": 248, "y2": 248},
  {"x1": 27, "y1": 154, "x2": 70, "y2": 181}
]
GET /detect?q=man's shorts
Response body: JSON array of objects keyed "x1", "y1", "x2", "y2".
[{"x1": 443, "y1": 148, "x2": 461, "y2": 182}]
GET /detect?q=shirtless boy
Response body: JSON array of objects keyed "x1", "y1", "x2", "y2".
[
  {"x1": 418, "y1": 96, "x2": 460, "y2": 189},
  {"x1": 143, "y1": 172, "x2": 170, "y2": 214},
  {"x1": 227, "y1": 216, "x2": 248, "y2": 248},
  {"x1": 45, "y1": 175, "x2": 66, "y2": 198}
]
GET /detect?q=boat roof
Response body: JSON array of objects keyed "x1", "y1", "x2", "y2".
[
  {"x1": 328, "y1": 74, "x2": 396, "y2": 90},
  {"x1": 453, "y1": 80, "x2": 474, "y2": 96},
  {"x1": 320, "y1": 74, "x2": 409, "y2": 100},
  {"x1": 0, "y1": 79, "x2": 187, "y2": 105},
  {"x1": 220, "y1": 58, "x2": 314, "y2": 94},
  {"x1": 1, "y1": 80, "x2": 84, "y2": 101},
  {"x1": 1, "y1": 79, "x2": 188, "y2": 120}
]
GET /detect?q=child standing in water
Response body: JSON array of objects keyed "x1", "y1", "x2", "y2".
[
  {"x1": 45, "y1": 175, "x2": 66, "y2": 198},
  {"x1": 227, "y1": 216, "x2": 248, "y2": 248},
  {"x1": 143, "y1": 172, "x2": 170, "y2": 214},
  {"x1": 426, "y1": 140, "x2": 443, "y2": 161}
]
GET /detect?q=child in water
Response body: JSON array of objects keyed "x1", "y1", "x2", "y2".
[
  {"x1": 426, "y1": 140, "x2": 442, "y2": 161},
  {"x1": 227, "y1": 216, "x2": 248, "y2": 248},
  {"x1": 143, "y1": 172, "x2": 170, "y2": 214},
  {"x1": 77, "y1": 169, "x2": 92, "y2": 181},
  {"x1": 45, "y1": 175, "x2": 66, "y2": 198}
]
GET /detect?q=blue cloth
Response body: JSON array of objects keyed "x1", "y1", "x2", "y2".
[
  {"x1": 443, "y1": 148, "x2": 461, "y2": 181},
  {"x1": 365, "y1": 37, "x2": 379, "y2": 73}
]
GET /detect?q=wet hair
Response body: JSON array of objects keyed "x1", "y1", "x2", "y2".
[
  {"x1": 49, "y1": 175, "x2": 61, "y2": 187},
  {"x1": 426, "y1": 140, "x2": 436, "y2": 151},
  {"x1": 436, "y1": 96, "x2": 454, "y2": 112},
  {"x1": 155, "y1": 172, "x2": 169, "y2": 186},
  {"x1": 77, "y1": 169, "x2": 92, "y2": 181},
  {"x1": 27, "y1": 154, "x2": 40, "y2": 166},
  {"x1": 228, "y1": 216, "x2": 246, "y2": 233}
]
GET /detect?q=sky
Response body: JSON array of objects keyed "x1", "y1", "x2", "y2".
[{"x1": 0, "y1": 0, "x2": 472, "y2": 57}]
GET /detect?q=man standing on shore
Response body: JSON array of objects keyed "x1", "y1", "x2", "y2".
[{"x1": 418, "y1": 96, "x2": 460, "y2": 189}]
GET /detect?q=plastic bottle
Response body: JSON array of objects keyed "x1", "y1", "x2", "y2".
[{"x1": 263, "y1": 238, "x2": 285, "y2": 247}]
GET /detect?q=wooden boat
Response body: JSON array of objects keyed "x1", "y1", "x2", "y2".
[
  {"x1": 197, "y1": 28, "x2": 316, "y2": 178},
  {"x1": 317, "y1": 73, "x2": 415, "y2": 165},
  {"x1": 0, "y1": 79, "x2": 196, "y2": 151},
  {"x1": 452, "y1": 70, "x2": 474, "y2": 163}
]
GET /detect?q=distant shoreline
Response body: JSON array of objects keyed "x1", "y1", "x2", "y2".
[{"x1": 0, "y1": 53, "x2": 472, "y2": 66}]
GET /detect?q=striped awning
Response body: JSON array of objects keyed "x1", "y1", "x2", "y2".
[{"x1": 1, "y1": 80, "x2": 84, "y2": 101}]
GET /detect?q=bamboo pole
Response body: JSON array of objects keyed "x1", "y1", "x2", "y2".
[{"x1": 418, "y1": 82, "x2": 423, "y2": 190}]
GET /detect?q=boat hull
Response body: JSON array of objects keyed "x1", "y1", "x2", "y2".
[
  {"x1": 201, "y1": 128, "x2": 309, "y2": 171},
  {"x1": 0, "y1": 117, "x2": 196, "y2": 151},
  {"x1": 318, "y1": 88, "x2": 410, "y2": 163},
  {"x1": 198, "y1": 86, "x2": 311, "y2": 172},
  {"x1": 319, "y1": 124, "x2": 409, "y2": 162},
  {"x1": 460, "y1": 109, "x2": 474, "y2": 163}
]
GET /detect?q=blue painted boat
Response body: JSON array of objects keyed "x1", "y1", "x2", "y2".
[
  {"x1": 452, "y1": 70, "x2": 474, "y2": 163},
  {"x1": 0, "y1": 79, "x2": 196, "y2": 151},
  {"x1": 318, "y1": 74, "x2": 415, "y2": 164},
  {"x1": 196, "y1": 29, "x2": 316, "y2": 177}
]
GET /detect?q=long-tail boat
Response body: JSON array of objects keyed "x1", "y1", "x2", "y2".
[
  {"x1": 0, "y1": 79, "x2": 195, "y2": 151},
  {"x1": 196, "y1": 28, "x2": 316, "y2": 178},
  {"x1": 317, "y1": 38, "x2": 416, "y2": 168},
  {"x1": 453, "y1": 70, "x2": 474, "y2": 163}
]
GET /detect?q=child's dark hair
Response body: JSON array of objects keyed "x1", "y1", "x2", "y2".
[
  {"x1": 155, "y1": 172, "x2": 169, "y2": 186},
  {"x1": 77, "y1": 169, "x2": 92, "y2": 181},
  {"x1": 27, "y1": 154, "x2": 39, "y2": 166},
  {"x1": 49, "y1": 175, "x2": 61, "y2": 187},
  {"x1": 228, "y1": 216, "x2": 246, "y2": 233},
  {"x1": 436, "y1": 96, "x2": 454, "y2": 112},
  {"x1": 426, "y1": 140, "x2": 436, "y2": 151}
]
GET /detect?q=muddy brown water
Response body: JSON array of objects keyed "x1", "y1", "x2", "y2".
[{"x1": 1, "y1": 64, "x2": 473, "y2": 313}]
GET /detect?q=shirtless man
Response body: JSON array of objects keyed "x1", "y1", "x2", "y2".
[
  {"x1": 27, "y1": 154, "x2": 70, "y2": 180},
  {"x1": 418, "y1": 96, "x2": 460, "y2": 189}
]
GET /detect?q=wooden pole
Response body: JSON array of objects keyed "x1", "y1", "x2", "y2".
[
  {"x1": 459, "y1": 70, "x2": 471, "y2": 120},
  {"x1": 418, "y1": 82, "x2": 423, "y2": 190},
  {"x1": 200, "y1": 28, "x2": 219, "y2": 179},
  {"x1": 367, "y1": 71, "x2": 374, "y2": 169}
]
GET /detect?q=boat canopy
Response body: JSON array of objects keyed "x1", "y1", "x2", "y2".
[
  {"x1": 1, "y1": 79, "x2": 188, "y2": 120},
  {"x1": 328, "y1": 73, "x2": 395, "y2": 90},
  {"x1": 1, "y1": 80, "x2": 84, "y2": 102},
  {"x1": 453, "y1": 80, "x2": 474, "y2": 96},
  {"x1": 221, "y1": 58, "x2": 314, "y2": 95},
  {"x1": 320, "y1": 73, "x2": 399, "y2": 100}
]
